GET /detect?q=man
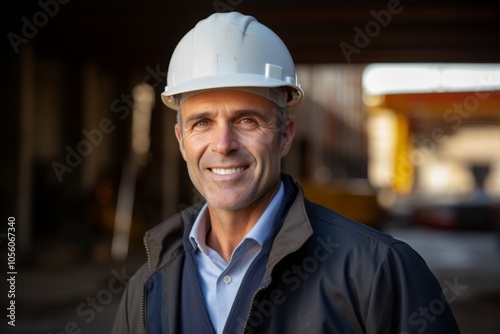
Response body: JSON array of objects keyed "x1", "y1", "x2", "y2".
[{"x1": 113, "y1": 12, "x2": 461, "y2": 333}]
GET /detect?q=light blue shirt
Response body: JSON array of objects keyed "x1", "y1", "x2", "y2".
[{"x1": 189, "y1": 182, "x2": 284, "y2": 334}]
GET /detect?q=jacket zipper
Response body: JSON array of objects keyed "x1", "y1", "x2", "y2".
[
  {"x1": 242, "y1": 279, "x2": 272, "y2": 333},
  {"x1": 141, "y1": 237, "x2": 153, "y2": 334},
  {"x1": 143, "y1": 236, "x2": 153, "y2": 273},
  {"x1": 141, "y1": 285, "x2": 150, "y2": 334}
]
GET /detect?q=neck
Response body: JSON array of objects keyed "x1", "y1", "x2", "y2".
[{"x1": 205, "y1": 181, "x2": 280, "y2": 263}]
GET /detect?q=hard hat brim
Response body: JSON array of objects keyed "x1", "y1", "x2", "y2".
[{"x1": 161, "y1": 73, "x2": 304, "y2": 110}]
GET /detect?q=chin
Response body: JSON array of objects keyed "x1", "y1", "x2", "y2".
[{"x1": 207, "y1": 196, "x2": 251, "y2": 212}]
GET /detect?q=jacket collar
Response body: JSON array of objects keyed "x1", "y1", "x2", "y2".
[
  {"x1": 264, "y1": 179, "x2": 313, "y2": 278},
  {"x1": 143, "y1": 174, "x2": 314, "y2": 274}
]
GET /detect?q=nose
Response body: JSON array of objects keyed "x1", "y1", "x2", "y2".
[{"x1": 210, "y1": 123, "x2": 240, "y2": 155}]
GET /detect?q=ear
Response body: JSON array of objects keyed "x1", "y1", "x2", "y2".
[
  {"x1": 174, "y1": 123, "x2": 187, "y2": 161},
  {"x1": 280, "y1": 119, "x2": 296, "y2": 158}
]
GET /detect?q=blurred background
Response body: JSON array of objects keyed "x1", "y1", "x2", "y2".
[{"x1": 1, "y1": 0, "x2": 500, "y2": 333}]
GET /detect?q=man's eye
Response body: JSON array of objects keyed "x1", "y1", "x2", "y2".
[
  {"x1": 240, "y1": 118, "x2": 255, "y2": 124},
  {"x1": 195, "y1": 120, "x2": 209, "y2": 127}
]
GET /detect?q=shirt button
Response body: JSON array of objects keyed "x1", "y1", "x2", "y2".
[{"x1": 223, "y1": 275, "x2": 232, "y2": 284}]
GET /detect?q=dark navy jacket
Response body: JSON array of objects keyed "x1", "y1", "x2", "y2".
[{"x1": 113, "y1": 174, "x2": 461, "y2": 333}]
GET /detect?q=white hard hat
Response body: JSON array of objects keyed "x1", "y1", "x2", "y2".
[{"x1": 161, "y1": 12, "x2": 304, "y2": 110}]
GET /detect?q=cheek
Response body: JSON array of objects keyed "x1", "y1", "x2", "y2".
[
  {"x1": 183, "y1": 135, "x2": 209, "y2": 164},
  {"x1": 254, "y1": 136, "x2": 282, "y2": 166}
]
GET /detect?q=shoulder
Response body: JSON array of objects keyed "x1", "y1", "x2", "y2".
[
  {"x1": 300, "y1": 199, "x2": 437, "y2": 292},
  {"x1": 143, "y1": 201, "x2": 204, "y2": 271},
  {"x1": 302, "y1": 198, "x2": 425, "y2": 269},
  {"x1": 305, "y1": 199, "x2": 400, "y2": 246}
]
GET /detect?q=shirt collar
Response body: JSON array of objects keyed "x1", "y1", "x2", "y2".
[{"x1": 189, "y1": 181, "x2": 285, "y2": 254}]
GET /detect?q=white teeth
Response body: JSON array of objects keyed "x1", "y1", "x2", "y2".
[{"x1": 212, "y1": 167, "x2": 246, "y2": 175}]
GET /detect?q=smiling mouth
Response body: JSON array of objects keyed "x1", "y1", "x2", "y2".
[{"x1": 211, "y1": 167, "x2": 248, "y2": 175}]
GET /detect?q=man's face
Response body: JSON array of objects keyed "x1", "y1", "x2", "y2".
[{"x1": 175, "y1": 90, "x2": 295, "y2": 212}]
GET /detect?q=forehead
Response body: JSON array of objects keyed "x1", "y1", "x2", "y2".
[{"x1": 180, "y1": 90, "x2": 278, "y2": 114}]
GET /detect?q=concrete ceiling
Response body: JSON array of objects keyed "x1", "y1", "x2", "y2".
[{"x1": 5, "y1": 0, "x2": 500, "y2": 67}]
